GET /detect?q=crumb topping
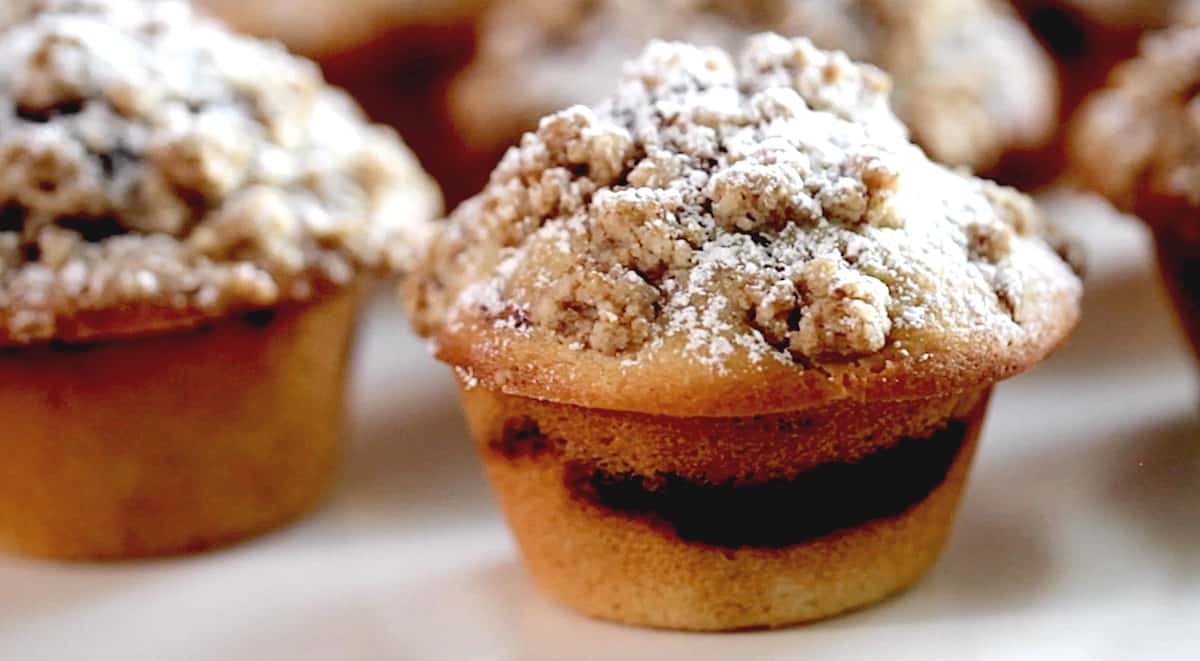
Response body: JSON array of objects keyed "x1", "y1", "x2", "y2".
[
  {"x1": 414, "y1": 35, "x2": 1079, "y2": 368},
  {"x1": 452, "y1": 0, "x2": 1056, "y2": 172},
  {"x1": 1072, "y1": 26, "x2": 1200, "y2": 217},
  {"x1": 0, "y1": 0, "x2": 441, "y2": 343}
]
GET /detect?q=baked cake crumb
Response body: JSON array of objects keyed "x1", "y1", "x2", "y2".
[
  {"x1": 0, "y1": 0, "x2": 440, "y2": 343},
  {"x1": 413, "y1": 35, "x2": 1080, "y2": 369}
]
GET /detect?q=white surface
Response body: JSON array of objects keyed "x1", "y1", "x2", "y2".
[{"x1": 0, "y1": 193, "x2": 1197, "y2": 661}]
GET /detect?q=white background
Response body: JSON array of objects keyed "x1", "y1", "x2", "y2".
[{"x1": 1, "y1": 193, "x2": 1197, "y2": 660}]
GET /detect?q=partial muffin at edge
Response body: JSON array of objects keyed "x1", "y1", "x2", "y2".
[
  {"x1": 1071, "y1": 25, "x2": 1200, "y2": 353},
  {"x1": 0, "y1": 0, "x2": 441, "y2": 559},
  {"x1": 416, "y1": 34, "x2": 1082, "y2": 417}
]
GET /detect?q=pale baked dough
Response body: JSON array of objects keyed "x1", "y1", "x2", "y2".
[{"x1": 1072, "y1": 26, "x2": 1200, "y2": 216}]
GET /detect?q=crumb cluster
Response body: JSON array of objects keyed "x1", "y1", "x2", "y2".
[
  {"x1": 452, "y1": 0, "x2": 1056, "y2": 173},
  {"x1": 1072, "y1": 26, "x2": 1200, "y2": 216},
  {"x1": 414, "y1": 35, "x2": 1076, "y2": 366},
  {"x1": 0, "y1": 0, "x2": 441, "y2": 343}
]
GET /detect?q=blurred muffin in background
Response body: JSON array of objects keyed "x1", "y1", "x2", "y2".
[
  {"x1": 1013, "y1": 0, "x2": 1200, "y2": 122},
  {"x1": 450, "y1": 0, "x2": 1057, "y2": 194},
  {"x1": 197, "y1": 0, "x2": 486, "y2": 209},
  {"x1": 196, "y1": 0, "x2": 485, "y2": 58},
  {"x1": 0, "y1": 0, "x2": 440, "y2": 560},
  {"x1": 1070, "y1": 26, "x2": 1200, "y2": 357}
]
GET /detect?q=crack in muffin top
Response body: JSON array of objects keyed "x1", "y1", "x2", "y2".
[
  {"x1": 413, "y1": 34, "x2": 1081, "y2": 374},
  {"x1": 451, "y1": 0, "x2": 1057, "y2": 173},
  {"x1": 1072, "y1": 26, "x2": 1200, "y2": 218},
  {"x1": 0, "y1": 0, "x2": 441, "y2": 344}
]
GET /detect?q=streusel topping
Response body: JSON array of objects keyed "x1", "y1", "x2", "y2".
[
  {"x1": 0, "y1": 0, "x2": 441, "y2": 343},
  {"x1": 414, "y1": 35, "x2": 1080, "y2": 367},
  {"x1": 451, "y1": 0, "x2": 1055, "y2": 173},
  {"x1": 1072, "y1": 26, "x2": 1200, "y2": 215}
]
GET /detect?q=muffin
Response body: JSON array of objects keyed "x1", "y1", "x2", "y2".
[
  {"x1": 450, "y1": 0, "x2": 1057, "y2": 188},
  {"x1": 410, "y1": 35, "x2": 1082, "y2": 630},
  {"x1": 1071, "y1": 27, "x2": 1200, "y2": 356},
  {"x1": 0, "y1": 0, "x2": 440, "y2": 560}
]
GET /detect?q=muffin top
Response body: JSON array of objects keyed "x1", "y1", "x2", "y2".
[
  {"x1": 451, "y1": 0, "x2": 1057, "y2": 174},
  {"x1": 0, "y1": 0, "x2": 441, "y2": 345},
  {"x1": 414, "y1": 35, "x2": 1082, "y2": 416},
  {"x1": 1072, "y1": 27, "x2": 1200, "y2": 220}
]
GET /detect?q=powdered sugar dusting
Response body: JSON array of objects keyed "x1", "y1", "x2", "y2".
[
  {"x1": 413, "y1": 34, "x2": 1079, "y2": 372},
  {"x1": 0, "y1": 0, "x2": 440, "y2": 343}
]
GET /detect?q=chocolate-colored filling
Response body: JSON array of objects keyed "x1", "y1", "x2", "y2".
[
  {"x1": 490, "y1": 416, "x2": 560, "y2": 459},
  {"x1": 561, "y1": 420, "x2": 970, "y2": 549}
]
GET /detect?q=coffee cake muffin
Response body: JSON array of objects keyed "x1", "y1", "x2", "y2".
[
  {"x1": 1071, "y1": 27, "x2": 1200, "y2": 357},
  {"x1": 411, "y1": 35, "x2": 1082, "y2": 630},
  {"x1": 0, "y1": 0, "x2": 440, "y2": 560},
  {"x1": 450, "y1": 0, "x2": 1057, "y2": 179}
]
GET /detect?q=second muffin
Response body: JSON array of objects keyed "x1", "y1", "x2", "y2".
[
  {"x1": 0, "y1": 0, "x2": 440, "y2": 560},
  {"x1": 411, "y1": 35, "x2": 1082, "y2": 630},
  {"x1": 1071, "y1": 26, "x2": 1200, "y2": 358}
]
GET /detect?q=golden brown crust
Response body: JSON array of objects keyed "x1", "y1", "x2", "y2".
[
  {"x1": 438, "y1": 277, "x2": 1076, "y2": 416},
  {"x1": 460, "y1": 383, "x2": 986, "y2": 479},
  {"x1": 463, "y1": 385, "x2": 988, "y2": 630},
  {"x1": 0, "y1": 286, "x2": 361, "y2": 560}
]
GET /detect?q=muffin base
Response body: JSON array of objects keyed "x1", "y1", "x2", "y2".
[
  {"x1": 461, "y1": 384, "x2": 990, "y2": 631},
  {"x1": 0, "y1": 289, "x2": 362, "y2": 561},
  {"x1": 1154, "y1": 228, "x2": 1200, "y2": 358}
]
